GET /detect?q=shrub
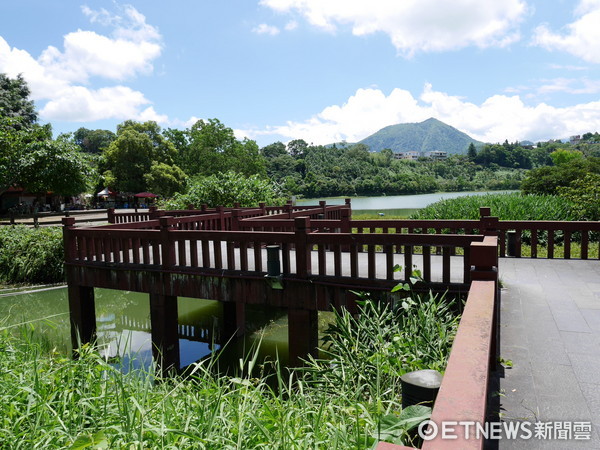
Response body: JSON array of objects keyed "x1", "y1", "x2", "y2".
[
  {"x1": 0, "y1": 225, "x2": 64, "y2": 284},
  {"x1": 158, "y1": 171, "x2": 286, "y2": 209},
  {"x1": 410, "y1": 192, "x2": 577, "y2": 221}
]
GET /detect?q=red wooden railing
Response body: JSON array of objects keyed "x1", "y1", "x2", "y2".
[{"x1": 66, "y1": 216, "x2": 485, "y2": 288}]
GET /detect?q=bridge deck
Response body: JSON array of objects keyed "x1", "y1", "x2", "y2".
[{"x1": 498, "y1": 258, "x2": 600, "y2": 448}]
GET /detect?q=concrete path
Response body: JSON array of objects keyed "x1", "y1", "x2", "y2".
[{"x1": 497, "y1": 258, "x2": 600, "y2": 449}]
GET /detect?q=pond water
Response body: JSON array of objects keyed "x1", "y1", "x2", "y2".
[
  {"x1": 0, "y1": 285, "x2": 319, "y2": 372},
  {"x1": 297, "y1": 190, "x2": 517, "y2": 216}
]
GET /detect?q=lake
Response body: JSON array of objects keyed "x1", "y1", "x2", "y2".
[
  {"x1": 297, "y1": 190, "x2": 517, "y2": 216},
  {"x1": 0, "y1": 285, "x2": 333, "y2": 372}
]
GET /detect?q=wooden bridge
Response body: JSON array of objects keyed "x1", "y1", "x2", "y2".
[{"x1": 62, "y1": 200, "x2": 600, "y2": 449}]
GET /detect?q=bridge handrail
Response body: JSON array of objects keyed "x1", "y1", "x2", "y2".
[{"x1": 64, "y1": 215, "x2": 486, "y2": 288}]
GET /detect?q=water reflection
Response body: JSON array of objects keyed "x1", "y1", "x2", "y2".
[{"x1": 0, "y1": 286, "x2": 295, "y2": 373}]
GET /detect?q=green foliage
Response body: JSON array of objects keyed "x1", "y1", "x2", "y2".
[
  {"x1": 102, "y1": 121, "x2": 178, "y2": 193},
  {"x1": 411, "y1": 192, "x2": 577, "y2": 221},
  {"x1": 158, "y1": 171, "x2": 285, "y2": 209},
  {"x1": 0, "y1": 73, "x2": 37, "y2": 128},
  {"x1": 144, "y1": 161, "x2": 187, "y2": 197},
  {"x1": 550, "y1": 148, "x2": 584, "y2": 165},
  {"x1": 557, "y1": 173, "x2": 600, "y2": 220},
  {"x1": 73, "y1": 127, "x2": 116, "y2": 154},
  {"x1": 0, "y1": 226, "x2": 64, "y2": 283},
  {"x1": 0, "y1": 293, "x2": 460, "y2": 448},
  {"x1": 175, "y1": 119, "x2": 266, "y2": 178},
  {"x1": 521, "y1": 158, "x2": 600, "y2": 195}
]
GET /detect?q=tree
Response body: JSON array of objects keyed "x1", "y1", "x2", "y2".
[
  {"x1": 180, "y1": 119, "x2": 266, "y2": 178},
  {"x1": 549, "y1": 148, "x2": 584, "y2": 166},
  {"x1": 0, "y1": 74, "x2": 37, "y2": 128},
  {"x1": 467, "y1": 142, "x2": 477, "y2": 159},
  {"x1": 261, "y1": 141, "x2": 287, "y2": 159},
  {"x1": 102, "y1": 121, "x2": 180, "y2": 193},
  {"x1": 144, "y1": 162, "x2": 187, "y2": 197},
  {"x1": 287, "y1": 139, "x2": 309, "y2": 159},
  {"x1": 73, "y1": 127, "x2": 116, "y2": 154}
]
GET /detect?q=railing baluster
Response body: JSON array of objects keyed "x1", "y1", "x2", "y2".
[
  {"x1": 443, "y1": 247, "x2": 451, "y2": 283},
  {"x1": 240, "y1": 242, "x2": 248, "y2": 271},
  {"x1": 226, "y1": 241, "x2": 234, "y2": 270},
  {"x1": 318, "y1": 244, "x2": 326, "y2": 276},
  {"x1": 423, "y1": 245, "x2": 431, "y2": 282},
  {"x1": 143, "y1": 240, "x2": 150, "y2": 264},
  {"x1": 368, "y1": 244, "x2": 376, "y2": 279},
  {"x1": 334, "y1": 244, "x2": 341, "y2": 277},
  {"x1": 350, "y1": 243, "x2": 358, "y2": 278},
  {"x1": 548, "y1": 230, "x2": 554, "y2": 259},
  {"x1": 152, "y1": 240, "x2": 160, "y2": 265},
  {"x1": 282, "y1": 243, "x2": 291, "y2": 275},
  {"x1": 202, "y1": 239, "x2": 211, "y2": 268},
  {"x1": 531, "y1": 229, "x2": 538, "y2": 258},
  {"x1": 515, "y1": 229, "x2": 522, "y2": 258},
  {"x1": 252, "y1": 241, "x2": 260, "y2": 272},
  {"x1": 178, "y1": 239, "x2": 187, "y2": 266},
  {"x1": 190, "y1": 240, "x2": 198, "y2": 267},
  {"x1": 385, "y1": 244, "x2": 394, "y2": 280},
  {"x1": 581, "y1": 230, "x2": 589, "y2": 260},
  {"x1": 564, "y1": 230, "x2": 571, "y2": 259},
  {"x1": 404, "y1": 245, "x2": 412, "y2": 281},
  {"x1": 214, "y1": 240, "x2": 223, "y2": 269}
]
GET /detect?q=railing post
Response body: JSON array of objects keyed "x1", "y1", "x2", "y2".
[
  {"x1": 285, "y1": 203, "x2": 293, "y2": 219},
  {"x1": 340, "y1": 208, "x2": 351, "y2": 251},
  {"x1": 148, "y1": 206, "x2": 158, "y2": 219},
  {"x1": 294, "y1": 217, "x2": 312, "y2": 277},
  {"x1": 259, "y1": 202, "x2": 267, "y2": 216},
  {"x1": 62, "y1": 217, "x2": 77, "y2": 261},
  {"x1": 187, "y1": 203, "x2": 195, "y2": 210},
  {"x1": 231, "y1": 209, "x2": 241, "y2": 232},
  {"x1": 216, "y1": 205, "x2": 225, "y2": 230},
  {"x1": 319, "y1": 200, "x2": 327, "y2": 217},
  {"x1": 159, "y1": 216, "x2": 175, "y2": 268},
  {"x1": 233, "y1": 202, "x2": 241, "y2": 208},
  {"x1": 201, "y1": 204, "x2": 208, "y2": 212},
  {"x1": 107, "y1": 207, "x2": 115, "y2": 224},
  {"x1": 33, "y1": 212, "x2": 39, "y2": 228}
]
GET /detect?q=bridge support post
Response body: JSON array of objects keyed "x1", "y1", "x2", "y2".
[
  {"x1": 288, "y1": 308, "x2": 318, "y2": 366},
  {"x1": 223, "y1": 301, "x2": 245, "y2": 338},
  {"x1": 149, "y1": 294, "x2": 180, "y2": 376},
  {"x1": 67, "y1": 285, "x2": 96, "y2": 355}
]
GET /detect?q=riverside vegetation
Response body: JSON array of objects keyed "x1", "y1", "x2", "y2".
[{"x1": 0, "y1": 288, "x2": 458, "y2": 448}]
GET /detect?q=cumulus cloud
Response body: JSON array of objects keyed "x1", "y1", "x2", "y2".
[
  {"x1": 0, "y1": 4, "x2": 164, "y2": 123},
  {"x1": 260, "y1": 0, "x2": 527, "y2": 56},
  {"x1": 252, "y1": 23, "x2": 281, "y2": 35},
  {"x1": 246, "y1": 84, "x2": 600, "y2": 144},
  {"x1": 533, "y1": 0, "x2": 600, "y2": 63}
]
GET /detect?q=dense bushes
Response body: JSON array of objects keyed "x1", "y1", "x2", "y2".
[
  {"x1": 0, "y1": 226, "x2": 64, "y2": 284},
  {"x1": 411, "y1": 193, "x2": 577, "y2": 221},
  {"x1": 158, "y1": 171, "x2": 285, "y2": 209}
]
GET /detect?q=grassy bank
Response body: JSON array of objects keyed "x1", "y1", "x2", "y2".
[{"x1": 0, "y1": 292, "x2": 458, "y2": 448}]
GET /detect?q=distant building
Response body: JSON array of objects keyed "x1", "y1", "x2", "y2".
[
  {"x1": 394, "y1": 151, "x2": 421, "y2": 160},
  {"x1": 425, "y1": 151, "x2": 447, "y2": 160},
  {"x1": 570, "y1": 135, "x2": 581, "y2": 145}
]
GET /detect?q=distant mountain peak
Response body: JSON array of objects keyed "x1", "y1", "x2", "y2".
[{"x1": 359, "y1": 118, "x2": 481, "y2": 154}]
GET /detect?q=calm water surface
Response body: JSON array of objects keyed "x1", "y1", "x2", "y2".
[
  {"x1": 297, "y1": 190, "x2": 517, "y2": 212},
  {"x1": 0, "y1": 285, "x2": 331, "y2": 371}
]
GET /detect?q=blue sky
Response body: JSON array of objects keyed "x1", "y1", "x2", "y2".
[{"x1": 1, "y1": 0, "x2": 600, "y2": 147}]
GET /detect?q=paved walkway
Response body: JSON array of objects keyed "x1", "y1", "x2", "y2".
[{"x1": 497, "y1": 258, "x2": 600, "y2": 448}]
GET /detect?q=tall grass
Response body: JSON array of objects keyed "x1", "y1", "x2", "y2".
[
  {"x1": 410, "y1": 192, "x2": 577, "y2": 221},
  {"x1": 0, "y1": 225, "x2": 64, "y2": 284},
  {"x1": 0, "y1": 290, "x2": 458, "y2": 448}
]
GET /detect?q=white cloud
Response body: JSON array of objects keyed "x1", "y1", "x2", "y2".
[
  {"x1": 533, "y1": 1, "x2": 600, "y2": 63},
  {"x1": 40, "y1": 86, "x2": 151, "y2": 122},
  {"x1": 260, "y1": 0, "x2": 527, "y2": 56},
  {"x1": 285, "y1": 20, "x2": 298, "y2": 31},
  {"x1": 0, "y1": 4, "x2": 164, "y2": 123},
  {"x1": 246, "y1": 84, "x2": 600, "y2": 145},
  {"x1": 253, "y1": 23, "x2": 281, "y2": 35}
]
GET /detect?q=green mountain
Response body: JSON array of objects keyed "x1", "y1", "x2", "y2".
[{"x1": 359, "y1": 118, "x2": 482, "y2": 154}]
